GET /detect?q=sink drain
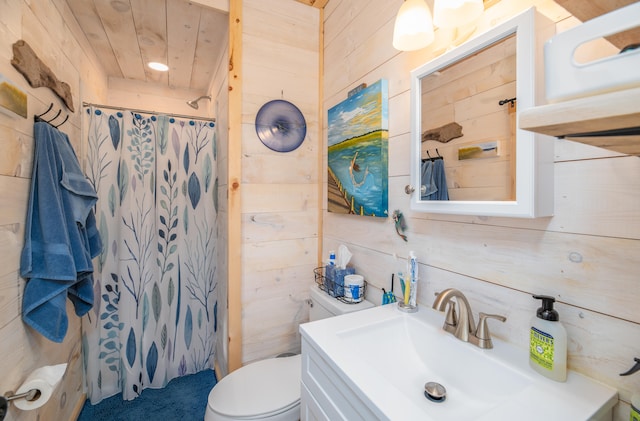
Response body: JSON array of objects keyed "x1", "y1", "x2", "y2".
[{"x1": 424, "y1": 382, "x2": 446, "y2": 403}]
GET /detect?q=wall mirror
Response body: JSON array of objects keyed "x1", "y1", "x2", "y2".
[{"x1": 409, "y1": 8, "x2": 554, "y2": 218}]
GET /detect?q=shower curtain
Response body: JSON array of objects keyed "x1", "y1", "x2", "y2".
[{"x1": 82, "y1": 107, "x2": 219, "y2": 403}]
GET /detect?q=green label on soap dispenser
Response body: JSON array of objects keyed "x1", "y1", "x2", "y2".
[
  {"x1": 530, "y1": 327, "x2": 554, "y2": 370},
  {"x1": 631, "y1": 404, "x2": 639, "y2": 421}
]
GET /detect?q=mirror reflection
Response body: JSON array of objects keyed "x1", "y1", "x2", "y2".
[{"x1": 419, "y1": 33, "x2": 516, "y2": 202}]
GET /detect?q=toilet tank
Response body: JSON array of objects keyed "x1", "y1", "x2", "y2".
[{"x1": 309, "y1": 287, "x2": 374, "y2": 322}]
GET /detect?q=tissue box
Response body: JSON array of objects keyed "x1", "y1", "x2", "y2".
[{"x1": 325, "y1": 265, "x2": 355, "y2": 297}]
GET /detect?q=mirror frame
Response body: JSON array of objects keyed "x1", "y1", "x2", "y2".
[{"x1": 409, "y1": 8, "x2": 554, "y2": 218}]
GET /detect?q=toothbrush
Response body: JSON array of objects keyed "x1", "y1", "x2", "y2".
[
  {"x1": 409, "y1": 251, "x2": 418, "y2": 307},
  {"x1": 409, "y1": 251, "x2": 418, "y2": 284},
  {"x1": 404, "y1": 271, "x2": 411, "y2": 306},
  {"x1": 389, "y1": 274, "x2": 396, "y2": 303}
]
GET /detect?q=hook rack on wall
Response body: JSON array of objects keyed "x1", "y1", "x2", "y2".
[
  {"x1": 34, "y1": 103, "x2": 68, "y2": 128},
  {"x1": 422, "y1": 148, "x2": 443, "y2": 162}
]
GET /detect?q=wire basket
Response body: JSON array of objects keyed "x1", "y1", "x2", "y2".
[{"x1": 314, "y1": 266, "x2": 366, "y2": 304}]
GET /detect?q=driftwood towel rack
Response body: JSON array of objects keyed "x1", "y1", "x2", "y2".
[
  {"x1": 11, "y1": 40, "x2": 74, "y2": 112},
  {"x1": 421, "y1": 122, "x2": 463, "y2": 143}
]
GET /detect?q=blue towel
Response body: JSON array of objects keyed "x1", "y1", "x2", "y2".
[
  {"x1": 421, "y1": 159, "x2": 449, "y2": 201},
  {"x1": 432, "y1": 159, "x2": 449, "y2": 200},
  {"x1": 420, "y1": 160, "x2": 438, "y2": 198},
  {"x1": 20, "y1": 122, "x2": 102, "y2": 342}
]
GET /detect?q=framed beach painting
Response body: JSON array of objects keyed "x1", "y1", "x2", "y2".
[{"x1": 327, "y1": 79, "x2": 388, "y2": 217}]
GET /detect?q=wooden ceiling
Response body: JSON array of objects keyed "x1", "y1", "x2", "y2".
[
  {"x1": 555, "y1": 0, "x2": 640, "y2": 50},
  {"x1": 67, "y1": 0, "x2": 634, "y2": 94},
  {"x1": 67, "y1": 0, "x2": 228, "y2": 93}
]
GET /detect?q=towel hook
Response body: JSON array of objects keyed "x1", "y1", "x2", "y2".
[
  {"x1": 53, "y1": 114, "x2": 69, "y2": 128},
  {"x1": 423, "y1": 149, "x2": 443, "y2": 162},
  {"x1": 35, "y1": 103, "x2": 54, "y2": 119},
  {"x1": 47, "y1": 109, "x2": 62, "y2": 123}
]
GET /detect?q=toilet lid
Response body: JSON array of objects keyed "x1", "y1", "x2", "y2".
[{"x1": 208, "y1": 354, "x2": 301, "y2": 418}]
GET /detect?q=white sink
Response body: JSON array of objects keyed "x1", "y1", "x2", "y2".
[
  {"x1": 337, "y1": 313, "x2": 531, "y2": 419},
  {"x1": 300, "y1": 304, "x2": 618, "y2": 421}
]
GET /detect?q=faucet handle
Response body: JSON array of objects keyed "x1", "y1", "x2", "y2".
[{"x1": 475, "y1": 312, "x2": 506, "y2": 349}]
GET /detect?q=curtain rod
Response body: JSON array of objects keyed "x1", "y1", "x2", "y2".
[{"x1": 82, "y1": 102, "x2": 216, "y2": 123}]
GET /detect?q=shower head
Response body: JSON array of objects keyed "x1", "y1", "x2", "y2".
[{"x1": 186, "y1": 95, "x2": 211, "y2": 110}]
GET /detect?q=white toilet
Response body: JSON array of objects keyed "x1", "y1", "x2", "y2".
[{"x1": 205, "y1": 287, "x2": 374, "y2": 420}]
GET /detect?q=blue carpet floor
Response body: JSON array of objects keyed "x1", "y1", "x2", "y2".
[{"x1": 77, "y1": 370, "x2": 216, "y2": 421}]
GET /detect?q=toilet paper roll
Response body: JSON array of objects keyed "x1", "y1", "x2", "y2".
[{"x1": 13, "y1": 363, "x2": 67, "y2": 411}]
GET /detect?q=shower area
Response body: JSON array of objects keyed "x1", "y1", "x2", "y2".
[{"x1": 80, "y1": 103, "x2": 221, "y2": 403}]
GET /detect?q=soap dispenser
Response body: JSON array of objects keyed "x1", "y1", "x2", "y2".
[{"x1": 529, "y1": 295, "x2": 567, "y2": 382}]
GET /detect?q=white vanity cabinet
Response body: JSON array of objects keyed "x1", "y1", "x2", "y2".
[
  {"x1": 299, "y1": 304, "x2": 617, "y2": 421},
  {"x1": 300, "y1": 336, "x2": 384, "y2": 421}
]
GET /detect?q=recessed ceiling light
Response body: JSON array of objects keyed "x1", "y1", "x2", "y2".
[{"x1": 148, "y1": 62, "x2": 169, "y2": 72}]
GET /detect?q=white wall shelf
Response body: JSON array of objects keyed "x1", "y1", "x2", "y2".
[{"x1": 519, "y1": 87, "x2": 640, "y2": 156}]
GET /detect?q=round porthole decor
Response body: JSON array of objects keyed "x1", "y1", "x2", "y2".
[{"x1": 254, "y1": 100, "x2": 306, "y2": 152}]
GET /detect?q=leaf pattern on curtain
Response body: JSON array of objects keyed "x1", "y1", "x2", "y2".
[
  {"x1": 109, "y1": 115, "x2": 120, "y2": 150},
  {"x1": 83, "y1": 108, "x2": 218, "y2": 403},
  {"x1": 188, "y1": 173, "x2": 201, "y2": 209}
]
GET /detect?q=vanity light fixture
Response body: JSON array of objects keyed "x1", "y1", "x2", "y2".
[
  {"x1": 433, "y1": 0, "x2": 484, "y2": 28},
  {"x1": 392, "y1": 0, "x2": 435, "y2": 51},
  {"x1": 148, "y1": 62, "x2": 169, "y2": 72}
]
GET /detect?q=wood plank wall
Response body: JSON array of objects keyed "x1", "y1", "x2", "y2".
[
  {"x1": 106, "y1": 78, "x2": 215, "y2": 118},
  {"x1": 321, "y1": 1, "x2": 640, "y2": 420},
  {"x1": 210, "y1": 27, "x2": 230, "y2": 380},
  {"x1": 227, "y1": 0, "x2": 243, "y2": 373},
  {"x1": 238, "y1": 0, "x2": 320, "y2": 365},
  {"x1": 0, "y1": 0, "x2": 108, "y2": 420}
]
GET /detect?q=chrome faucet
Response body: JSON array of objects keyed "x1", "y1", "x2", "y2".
[{"x1": 432, "y1": 288, "x2": 506, "y2": 349}]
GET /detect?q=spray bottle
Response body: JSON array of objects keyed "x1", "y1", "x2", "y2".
[{"x1": 620, "y1": 358, "x2": 640, "y2": 421}]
